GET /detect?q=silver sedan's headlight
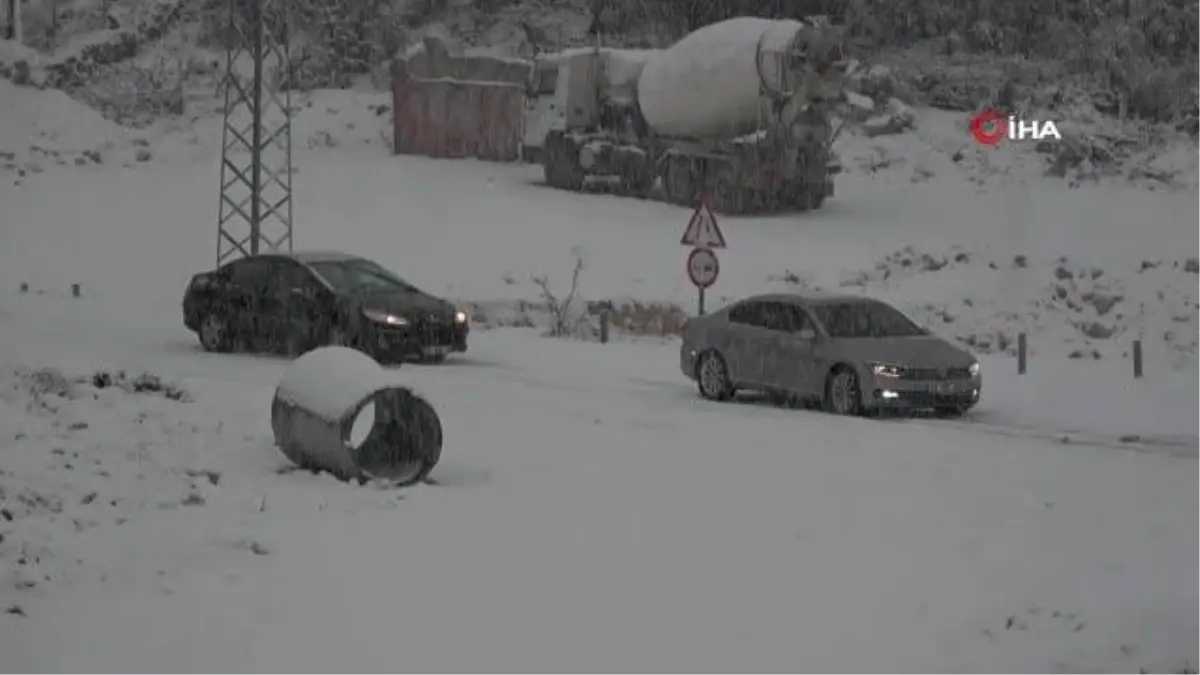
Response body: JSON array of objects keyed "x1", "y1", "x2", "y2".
[
  {"x1": 454, "y1": 310, "x2": 468, "y2": 324},
  {"x1": 968, "y1": 361, "x2": 980, "y2": 377},
  {"x1": 870, "y1": 363, "x2": 905, "y2": 378}
]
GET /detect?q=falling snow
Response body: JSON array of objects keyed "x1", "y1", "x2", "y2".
[{"x1": 0, "y1": 1, "x2": 1197, "y2": 671}]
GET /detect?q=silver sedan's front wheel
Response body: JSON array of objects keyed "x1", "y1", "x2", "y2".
[
  {"x1": 697, "y1": 351, "x2": 734, "y2": 401},
  {"x1": 823, "y1": 368, "x2": 862, "y2": 416}
]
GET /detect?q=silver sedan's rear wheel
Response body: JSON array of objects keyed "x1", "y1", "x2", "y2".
[
  {"x1": 823, "y1": 368, "x2": 862, "y2": 415},
  {"x1": 697, "y1": 351, "x2": 734, "y2": 401},
  {"x1": 199, "y1": 313, "x2": 232, "y2": 353}
]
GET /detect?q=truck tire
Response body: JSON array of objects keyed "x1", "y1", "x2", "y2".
[
  {"x1": 543, "y1": 132, "x2": 584, "y2": 191},
  {"x1": 778, "y1": 178, "x2": 822, "y2": 211},
  {"x1": 794, "y1": 184, "x2": 825, "y2": 211},
  {"x1": 663, "y1": 155, "x2": 696, "y2": 206},
  {"x1": 620, "y1": 163, "x2": 655, "y2": 199},
  {"x1": 710, "y1": 162, "x2": 749, "y2": 214}
]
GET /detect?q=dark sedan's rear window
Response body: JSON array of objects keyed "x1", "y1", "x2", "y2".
[{"x1": 811, "y1": 302, "x2": 925, "y2": 338}]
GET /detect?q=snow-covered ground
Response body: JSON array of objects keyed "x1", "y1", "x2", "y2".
[{"x1": 0, "y1": 78, "x2": 1197, "y2": 671}]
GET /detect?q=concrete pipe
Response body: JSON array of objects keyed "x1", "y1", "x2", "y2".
[{"x1": 271, "y1": 347, "x2": 443, "y2": 486}]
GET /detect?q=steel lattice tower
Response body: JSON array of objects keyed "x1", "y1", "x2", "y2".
[{"x1": 216, "y1": 0, "x2": 294, "y2": 264}]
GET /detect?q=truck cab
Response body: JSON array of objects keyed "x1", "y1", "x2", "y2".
[
  {"x1": 522, "y1": 50, "x2": 608, "y2": 163},
  {"x1": 522, "y1": 59, "x2": 565, "y2": 163}
]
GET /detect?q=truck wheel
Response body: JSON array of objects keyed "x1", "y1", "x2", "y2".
[
  {"x1": 711, "y1": 165, "x2": 748, "y2": 214},
  {"x1": 620, "y1": 164, "x2": 655, "y2": 198},
  {"x1": 544, "y1": 133, "x2": 584, "y2": 191},
  {"x1": 786, "y1": 181, "x2": 824, "y2": 211},
  {"x1": 663, "y1": 155, "x2": 695, "y2": 206},
  {"x1": 800, "y1": 187, "x2": 826, "y2": 211}
]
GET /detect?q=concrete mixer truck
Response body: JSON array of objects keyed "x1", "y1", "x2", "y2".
[{"x1": 522, "y1": 17, "x2": 848, "y2": 214}]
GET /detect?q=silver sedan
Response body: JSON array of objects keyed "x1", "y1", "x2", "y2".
[{"x1": 680, "y1": 293, "x2": 982, "y2": 416}]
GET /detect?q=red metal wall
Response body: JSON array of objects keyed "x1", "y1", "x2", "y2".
[{"x1": 392, "y1": 60, "x2": 527, "y2": 163}]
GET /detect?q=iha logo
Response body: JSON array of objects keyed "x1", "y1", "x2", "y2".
[{"x1": 970, "y1": 110, "x2": 1062, "y2": 146}]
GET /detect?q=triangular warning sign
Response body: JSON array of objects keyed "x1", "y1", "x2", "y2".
[{"x1": 680, "y1": 200, "x2": 726, "y2": 248}]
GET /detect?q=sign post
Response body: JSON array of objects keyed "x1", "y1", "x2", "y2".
[{"x1": 680, "y1": 199, "x2": 726, "y2": 315}]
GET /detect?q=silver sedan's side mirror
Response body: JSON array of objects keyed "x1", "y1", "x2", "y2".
[{"x1": 796, "y1": 327, "x2": 817, "y2": 341}]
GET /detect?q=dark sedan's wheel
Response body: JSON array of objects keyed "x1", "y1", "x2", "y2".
[
  {"x1": 198, "y1": 313, "x2": 233, "y2": 353},
  {"x1": 823, "y1": 368, "x2": 862, "y2": 416},
  {"x1": 696, "y1": 351, "x2": 734, "y2": 401}
]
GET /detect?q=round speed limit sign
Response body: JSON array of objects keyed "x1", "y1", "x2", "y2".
[{"x1": 686, "y1": 247, "x2": 720, "y2": 289}]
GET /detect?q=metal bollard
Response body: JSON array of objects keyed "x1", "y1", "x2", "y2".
[
  {"x1": 271, "y1": 347, "x2": 443, "y2": 486},
  {"x1": 1133, "y1": 340, "x2": 1143, "y2": 379}
]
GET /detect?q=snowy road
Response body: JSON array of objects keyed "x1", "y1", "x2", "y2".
[{"x1": 0, "y1": 298, "x2": 1196, "y2": 672}]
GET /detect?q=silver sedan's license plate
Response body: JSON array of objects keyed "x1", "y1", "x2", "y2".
[
  {"x1": 424, "y1": 345, "x2": 451, "y2": 357},
  {"x1": 936, "y1": 381, "x2": 957, "y2": 394}
]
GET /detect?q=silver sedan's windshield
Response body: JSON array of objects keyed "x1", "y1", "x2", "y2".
[{"x1": 811, "y1": 301, "x2": 925, "y2": 338}]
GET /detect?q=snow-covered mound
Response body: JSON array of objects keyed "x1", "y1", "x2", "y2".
[
  {"x1": 769, "y1": 246, "x2": 1200, "y2": 368},
  {"x1": 833, "y1": 103, "x2": 1200, "y2": 193},
  {"x1": 0, "y1": 366, "x2": 199, "y2": 601},
  {"x1": 0, "y1": 77, "x2": 394, "y2": 180},
  {"x1": 0, "y1": 78, "x2": 142, "y2": 178}
]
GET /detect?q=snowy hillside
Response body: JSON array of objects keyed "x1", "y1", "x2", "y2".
[{"x1": 4, "y1": 75, "x2": 1196, "y2": 367}]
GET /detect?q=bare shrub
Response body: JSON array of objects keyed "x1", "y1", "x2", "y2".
[
  {"x1": 608, "y1": 300, "x2": 688, "y2": 337},
  {"x1": 531, "y1": 251, "x2": 587, "y2": 338}
]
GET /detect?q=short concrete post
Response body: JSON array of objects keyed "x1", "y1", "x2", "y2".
[
  {"x1": 599, "y1": 308, "x2": 610, "y2": 344},
  {"x1": 70, "y1": 283, "x2": 80, "y2": 298},
  {"x1": 1133, "y1": 340, "x2": 1143, "y2": 379},
  {"x1": 1017, "y1": 332, "x2": 1027, "y2": 375}
]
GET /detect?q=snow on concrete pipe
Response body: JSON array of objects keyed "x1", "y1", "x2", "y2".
[{"x1": 270, "y1": 347, "x2": 443, "y2": 486}]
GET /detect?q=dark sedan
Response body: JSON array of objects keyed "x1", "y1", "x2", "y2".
[{"x1": 183, "y1": 251, "x2": 469, "y2": 364}]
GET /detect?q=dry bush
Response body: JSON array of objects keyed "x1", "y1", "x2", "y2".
[
  {"x1": 531, "y1": 251, "x2": 588, "y2": 337},
  {"x1": 607, "y1": 300, "x2": 688, "y2": 337}
]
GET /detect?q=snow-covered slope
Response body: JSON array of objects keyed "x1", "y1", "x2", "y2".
[{"x1": 3, "y1": 83, "x2": 1195, "y2": 367}]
